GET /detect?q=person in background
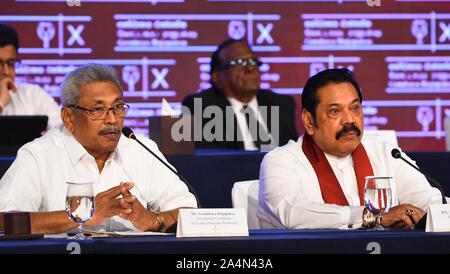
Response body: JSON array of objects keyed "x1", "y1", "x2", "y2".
[
  {"x1": 0, "y1": 23, "x2": 61, "y2": 128},
  {"x1": 183, "y1": 39, "x2": 298, "y2": 151}
]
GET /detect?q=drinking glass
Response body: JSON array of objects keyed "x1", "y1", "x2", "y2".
[
  {"x1": 364, "y1": 176, "x2": 392, "y2": 231},
  {"x1": 65, "y1": 182, "x2": 95, "y2": 240}
]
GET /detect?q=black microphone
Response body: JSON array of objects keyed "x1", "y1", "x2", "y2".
[
  {"x1": 391, "y1": 148, "x2": 446, "y2": 204},
  {"x1": 391, "y1": 148, "x2": 446, "y2": 230},
  {"x1": 122, "y1": 127, "x2": 201, "y2": 208}
]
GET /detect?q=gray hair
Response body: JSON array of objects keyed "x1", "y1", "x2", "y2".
[{"x1": 61, "y1": 64, "x2": 123, "y2": 106}]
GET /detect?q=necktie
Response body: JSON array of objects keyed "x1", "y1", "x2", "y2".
[{"x1": 241, "y1": 105, "x2": 271, "y2": 148}]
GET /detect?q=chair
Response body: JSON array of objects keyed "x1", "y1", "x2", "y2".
[{"x1": 231, "y1": 180, "x2": 260, "y2": 229}]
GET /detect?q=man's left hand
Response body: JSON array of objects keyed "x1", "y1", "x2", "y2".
[{"x1": 118, "y1": 182, "x2": 157, "y2": 231}]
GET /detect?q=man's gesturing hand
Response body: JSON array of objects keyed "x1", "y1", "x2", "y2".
[{"x1": 85, "y1": 183, "x2": 136, "y2": 227}]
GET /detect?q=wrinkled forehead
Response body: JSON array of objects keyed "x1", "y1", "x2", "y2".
[
  {"x1": 77, "y1": 81, "x2": 123, "y2": 105},
  {"x1": 316, "y1": 82, "x2": 360, "y2": 107}
]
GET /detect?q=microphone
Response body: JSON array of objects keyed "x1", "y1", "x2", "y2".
[
  {"x1": 122, "y1": 127, "x2": 201, "y2": 208},
  {"x1": 391, "y1": 148, "x2": 446, "y2": 204},
  {"x1": 391, "y1": 148, "x2": 446, "y2": 230}
]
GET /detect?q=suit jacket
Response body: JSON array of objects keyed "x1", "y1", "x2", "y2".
[{"x1": 182, "y1": 87, "x2": 298, "y2": 150}]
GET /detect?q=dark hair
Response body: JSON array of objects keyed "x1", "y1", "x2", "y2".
[
  {"x1": 0, "y1": 23, "x2": 19, "y2": 52},
  {"x1": 210, "y1": 38, "x2": 244, "y2": 74},
  {"x1": 209, "y1": 39, "x2": 247, "y2": 90},
  {"x1": 301, "y1": 68, "x2": 362, "y2": 120}
]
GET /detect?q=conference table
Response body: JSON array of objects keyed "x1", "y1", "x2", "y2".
[
  {"x1": 1, "y1": 150, "x2": 450, "y2": 208},
  {"x1": 1, "y1": 229, "x2": 450, "y2": 254},
  {"x1": 1, "y1": 150, "x2": 450, "y2": 255}
]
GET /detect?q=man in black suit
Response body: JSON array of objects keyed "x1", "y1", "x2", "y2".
[{"x1": 182, "y1": 39, "x2": 298, "y2": 150}]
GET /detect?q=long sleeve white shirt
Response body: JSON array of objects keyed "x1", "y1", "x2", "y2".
[
  {"x1": 0, "y1": 125, "x2": 197, "y2": 231},
  {"x1": 1, "y1": 83, "x2": 62, "y2": 128},
  {"x1": 258, "y1": 135, "x2": 443, "y2": 229}
]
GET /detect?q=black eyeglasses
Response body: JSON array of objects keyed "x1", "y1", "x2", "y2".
[
  {"x1": 69, "y1": 103, "x2": 130, "y2": 120},
  {"x1": 218, "y1": 57, "x2": 262, "y2": 71},
  {"x1": 0, "y1": 59, "x2": 21, "y2": 69}
]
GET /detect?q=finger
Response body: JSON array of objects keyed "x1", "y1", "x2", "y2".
[
  {"x1": 415, "y1": 206, "x2": 426, "y2": 217},
  {"x1": 116, "y1": 208, "x2": 132, "y2": 215},
  {"x1": 7, "y1": 80, "x2": 16, "y2": 93},
  {"x1": 121, "y1": 182, "x2": 134, "y2": 197},
  {"x1": 123, "y1": 195, "x2": 137, "y2": 204},
  {"x1": 394, "y1": 221, "x2": 407, "y2": 229},
  {"x1": 405, "y1": 206, "x2": 426, "y2": 224},
  {"x1": 119, "y1": 197, "x2": 132, "y2": 209},
  {"x1": 99, "y1": 185, "x2": 125, "y2": 199},
  {"x1": 119, "y1": 212, "x2": 132, "y2": 220},
  {"x1": 409, "y1": 211, "x2": 423, "y2": 224},
  {"x1": 381, "y1": 215, "x2": 401, "y2": 228},
  {"x1": 403, "y1": 215, "x2": 415, "y2": 230}
]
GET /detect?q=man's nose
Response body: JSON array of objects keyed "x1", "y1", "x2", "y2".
[
  {"x1": 104, "y1": 108, "x2": 118, "y2": 124},
  {"x1": 341, "y1": 109, "x2": 356, "y2": 124},
  {"x1": 245, "y1": 64, "x2": 259, "y2": 72},
  {"x1": 0, "y1": 63, "x2": 12, "y2": 76}
]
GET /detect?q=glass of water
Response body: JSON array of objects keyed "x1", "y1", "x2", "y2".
[
  {"x1": 65, "y1": 182, "x2": 95, "y2": 240},
  {"x1": 364, "y1": 176, "x2": 392, "y2": 231}
]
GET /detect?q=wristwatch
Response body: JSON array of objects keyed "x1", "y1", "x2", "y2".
[
  {"x1": 362, "y1": 208, "x2": 376, "y2": 228},
  {"x1": 155, "y1": 212, "x2": 165, "y2": 232}
]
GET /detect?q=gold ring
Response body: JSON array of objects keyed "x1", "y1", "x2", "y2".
[{"x1": 406, "y1": 208, "x2": 416, "y2": 216}]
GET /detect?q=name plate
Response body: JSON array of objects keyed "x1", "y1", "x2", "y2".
[
  {"x1": 176, "y1": 208, "x2": 249, "y2": 238},
  {"x1": 426, "y1": 204, "x2": 450, "y2": 232}
]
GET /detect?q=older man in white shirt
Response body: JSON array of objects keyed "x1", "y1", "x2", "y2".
[
  {"x1": 0, "y1": 23, "x2": 61, "y2": 128},
  {"x1": 0, "y1": 64, "x2": 197, "y2": 234},
  {"x1": 258, "y1": 68, "x2": 443, "y2": 230}
]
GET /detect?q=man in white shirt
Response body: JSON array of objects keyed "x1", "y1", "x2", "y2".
[
  {"x1": 0, "y1": 23, "x2": 61, "y2": 128},
  {"x1": 0, "y1": 64, "x2": 197, "y2": 234},
  {"x1": 258, "y1": 68, "x2": 443, "y2": 230}
]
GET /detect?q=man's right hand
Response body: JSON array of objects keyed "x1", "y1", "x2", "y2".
[
  {"x1": 380, "y1": 204, "x2": 426, "y2": 230},
  {"x1": 85, "y1": 183, "x2": 136, "y2": 227},
  {"x1": 0, "y1": 77, "x2": 16, "y2": 113}
]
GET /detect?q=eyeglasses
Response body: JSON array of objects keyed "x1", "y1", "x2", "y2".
[
  {"x1": 69, "y1": 103, "x2": 130, "y2": 120},
  {"x1": 0, "y1": 59, "x2": 21, "y2": 69},
  {"x1": 218, "y1": 57, "x2": 262, "y2": 71}
]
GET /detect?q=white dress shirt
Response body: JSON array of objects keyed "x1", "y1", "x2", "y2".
[
  {"x1": 258, "y1": 135, "x2": 443, "y2": 229},
  {"x1": 1, "y1": 83, "x2": 62, "y2": 128},
  {"x1": 0, "y1": 125, "x2": 197, "y2": 231},
  {"x1": 227, "y1": 96, "x2": 270, "y2": 151}
]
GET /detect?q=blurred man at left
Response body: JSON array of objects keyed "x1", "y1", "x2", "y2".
[
  {"x1": 0, "y1": 64, "x2": 197, "y2": 234},
  {"x1": 0, "y1": 23, "x2": 61, "y2": 128}
]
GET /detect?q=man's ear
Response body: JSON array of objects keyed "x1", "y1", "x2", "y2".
[
  {"x1": 301, "y1": 109, "x2": 315, "y2": 135},
  {"x1": 61, "y1": 107, "x2": 75, "y2": 133}
]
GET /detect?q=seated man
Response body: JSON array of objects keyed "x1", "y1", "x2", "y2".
[
  {"x1": 258, "y1": 68, "x2": 443, "y2": 230},
  {"x1": 0, "y1": 64, "x2": 197, "y2": 234},
  {"x1": 182, "y1": 39, "x2": 298, "y2": 151},
  {"x1": 0, "y1": 23, "x2": 61, "y2": 128}
]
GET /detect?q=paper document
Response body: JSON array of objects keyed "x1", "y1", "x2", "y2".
[{"x1": 44, "y1": 230, "x2": 172, "y2": 238}]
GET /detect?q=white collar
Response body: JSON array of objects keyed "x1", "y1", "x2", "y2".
[
  {"x1": 324, "y1": 152, "x2": 353, "y2": 169},
  {"x1": 227, "y1": 96, "x2": 258, "y2": 111},
  {"x1": 61, "y1": 126, "x2": 119, "y2": 167}
]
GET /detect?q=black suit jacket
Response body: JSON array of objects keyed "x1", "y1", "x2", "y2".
[{"x1": 182, "y1": 88, "x2": 298, "y2": 150}]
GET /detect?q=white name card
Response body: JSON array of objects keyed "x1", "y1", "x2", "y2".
[
  {"x1": 426, "y1": 204, "x2": 450, "y2": 232},
  {"x1": 176, "y1": 208, "x2": 249, "y2": 238}
]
